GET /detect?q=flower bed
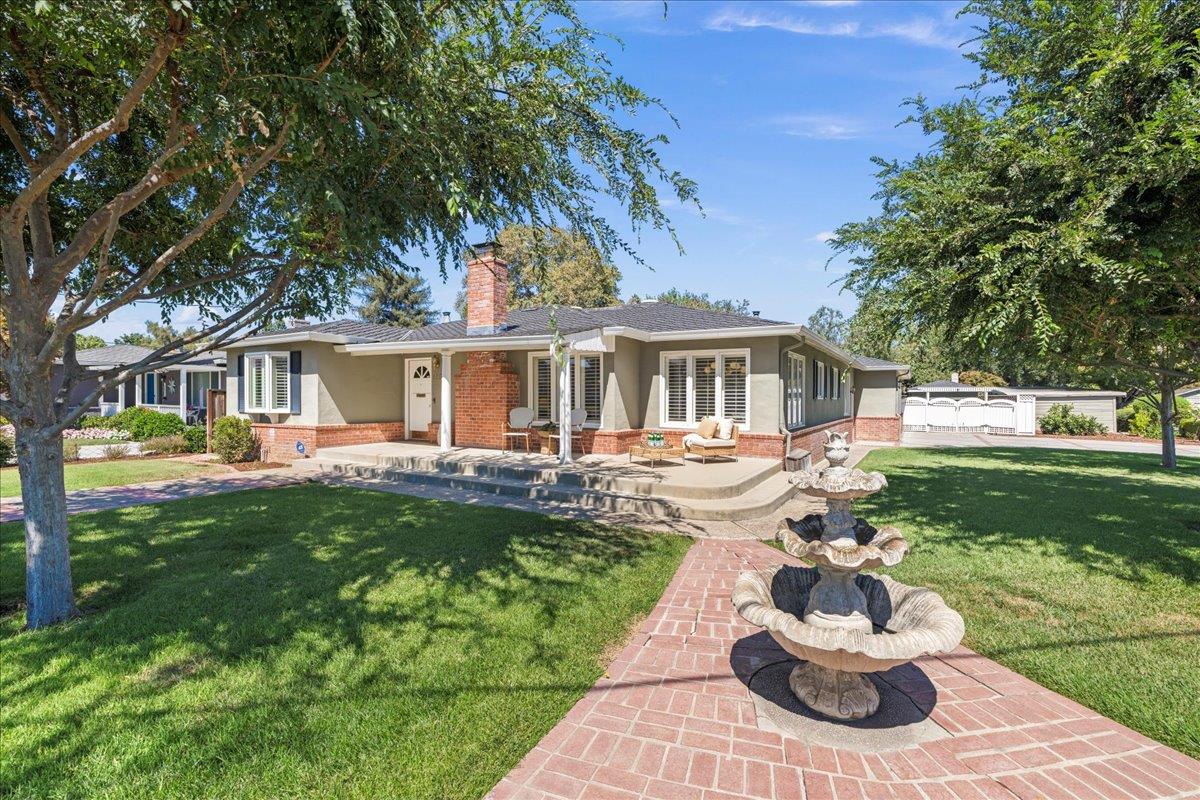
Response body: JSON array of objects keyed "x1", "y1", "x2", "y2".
[{"x1": 1, "y1": 424, "x2": 132, "y2": 441}]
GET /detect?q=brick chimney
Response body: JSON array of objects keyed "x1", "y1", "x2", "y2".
[{"x1": 465, "y1": 242, "x2": 509, "y2": 336}]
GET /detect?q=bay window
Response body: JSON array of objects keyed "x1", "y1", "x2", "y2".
[
  {"x1": 659, "y1": 349, "x2": 750, "y2": 427},
  {"x1": 528, "y1": 352, "x2": 604, "y2": 426}
]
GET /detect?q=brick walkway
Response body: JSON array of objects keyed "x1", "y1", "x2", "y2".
[
  {"x1": 488, "y1": 539, "x2": 1200, "y2": 800},
  {"x1": 0, "y1": 470, "x2": 306, "y2": 522}
]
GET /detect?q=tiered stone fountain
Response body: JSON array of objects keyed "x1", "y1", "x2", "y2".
[{"x1": 733, "y1": 432, "x2": 964, "y2": 721}]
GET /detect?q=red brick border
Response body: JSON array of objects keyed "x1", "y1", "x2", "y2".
[
  {"x1": 251, "y1": 421, "x2": 405, "y2": 461},
  {"x1": 856, "y1": 415, "x2": 902, "y2": 442},
  {"x1": 453, "y1": 351, "x2": 520, "y2": 449}
]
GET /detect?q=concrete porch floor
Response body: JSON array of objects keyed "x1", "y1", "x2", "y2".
[{"x1": 307, "y1": 440, "x2": 780, "y2": 495}]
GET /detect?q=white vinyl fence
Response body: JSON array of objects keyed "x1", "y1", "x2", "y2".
[{"x1": 903, "y1": 395, "x2": 1036, "y2": 435}]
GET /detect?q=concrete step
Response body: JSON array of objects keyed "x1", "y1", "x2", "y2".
[
  {"x1": 303, "y1": 458, "x2": 798, "y2": 521},
  {"x1": 309, "y1": 447, "x2": 780, "y2": 501}
]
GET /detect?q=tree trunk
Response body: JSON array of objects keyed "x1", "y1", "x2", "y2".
[
  {"x1": 1158, "y1": 380, "x2": 1177, "y2": 470},
  {"x1": 14, "y1": 406, "x2": 76, "y2": 629}
]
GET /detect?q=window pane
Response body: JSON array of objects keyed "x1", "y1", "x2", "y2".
[
  {"x1": 249, "y1": 358, "x2": 265, "y2": 409},
  {"x1": 787, "y1": 354, "x2": 803, "y2": 427},
  {"x1": 580, "y1": 356, "x2": 602, "y2": 424},
  {"x1": 723, "y1": 355, "x2": 747, "y2": 423},
  {"x1": 271, "y1": 355, "x2": 290, "y2": 410},
  {"x1": 694, "y1": 356, "x2": 717, "y2": 420},
  {"x1": 665, "y1": 357, "x2": 688, "y2": 423},
  {"x1": 567, "y1": 356, "x2": 576, "y2": 413},
  {"x1": 534, "y1": 357, "x2": 552, "y2": 420}
]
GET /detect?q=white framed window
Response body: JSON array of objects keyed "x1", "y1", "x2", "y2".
[
  {"x1": 786, "y1": 352, "x2": 805, "y2": 429},
  {"x1": 246, "y1": 352, "x2": 291, "y2": 413},
  {"x1": 815, "y1": 359, "x2": 827, "y2": 400},
  {"x1": 832, "y1": 366, "x2": 841, "y2": 400},
  {"x1": 658, "y1": 349, "x2": 750, "y2": 428},
  {"x1": 528, "y1": 352, "x2": 604, "y2": 426}
]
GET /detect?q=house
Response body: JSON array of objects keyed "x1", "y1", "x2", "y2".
[
  {"x1": 223, "y1": 243, "x2": 909, "y2": 463},
  {"x1": 905, "y1": 373, "x2": 1126, "y2": 434},
  {"x1": 1177, "y1": 386, "x2": 1200, "y2": 406},
  {"x1": 57, "y1": 345, "x2": 227, "y2": 424}
]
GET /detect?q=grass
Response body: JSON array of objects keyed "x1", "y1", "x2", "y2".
[
  {"x1": 0, "y1": 458, "x2": 217, "y2": 498},
  {"x1": 0, "y1": 484, "x2": 691, "y2": 799},
  {"x1": 841, "y1": 447, "x2": 1200, "y2": 757}
]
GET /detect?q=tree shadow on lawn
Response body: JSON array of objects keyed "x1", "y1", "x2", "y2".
[
  {"x1": 856, "y1": 447, "x2": 1200, "y2": 584},
  {"x1": 0, "y1": 483, "x2": 686, "y2": 795}
]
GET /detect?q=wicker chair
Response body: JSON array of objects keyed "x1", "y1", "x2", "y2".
[{"x1": 683, "y1": 420, "x2": 739, "y2": 463}]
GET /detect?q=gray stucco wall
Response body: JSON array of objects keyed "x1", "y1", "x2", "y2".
[
  {"x1": 779, "y1": 341, "x2": 854, "y2": 430},
  {"x1": 853, "y1": 370, "x2": 902, "y2": 418}
]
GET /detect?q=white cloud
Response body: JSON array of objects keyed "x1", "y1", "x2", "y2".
[
  {"x1": 771, "y1": 113, "x2": 862, "y2": 140},
  {"x1": 706, "y1": 8, "x2": 859, "y2": 36},
  {"x1": 810, "y1": 230, "x2": 837, "y2": 243},
  {"x1": 704, "y1": 6, "x2": 962, "y2": 50}
]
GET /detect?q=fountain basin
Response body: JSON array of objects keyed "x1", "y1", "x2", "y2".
[
  {"x1": 779, "y1": 516, "x2": 909, "y2": 572},
  {"x1": 733, "y1": 565, "x2": 964, "y2": 717}
]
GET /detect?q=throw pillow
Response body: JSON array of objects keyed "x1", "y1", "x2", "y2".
[
  {"x1": 718, "y1": 418, "x2": 735, "y2": 439},
  {"x1": 697, "y1": 417, "x2": 719, "y2": 438}
]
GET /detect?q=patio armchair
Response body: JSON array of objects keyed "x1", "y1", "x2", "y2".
[
  {"x1": 548, "y1": 408, "x2": 590, "y2": 454},
  {"x1": 682, "y1": 417, "x2": 739, "y2": 463},
  {"x1": 502, "y1": 407, "x2": 535, "y2": 453}
]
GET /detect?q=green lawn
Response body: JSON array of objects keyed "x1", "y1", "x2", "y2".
[
  {"x1": 1, "y1": 458, "x2": 218, "y2": 498},
  {"x1": 0, "y1": 484, "x2": 691, "y2": 799},
  {"x1": 847, "y1": 447, "x2": 1200, "y2": 757}
]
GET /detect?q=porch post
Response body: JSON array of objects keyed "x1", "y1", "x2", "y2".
[
  {"x1": 135, "y1": 373, "x2": 143, "y2": 406},
  {"x1": 117, "y1": 380, "x2": 125, "y2": 411},
  {"x1": 555, "y1": 341, "x2": 572, "y2": 465},
  {"x1": 439, "y1": 350, "x2": 453, "y2": 452},
  {"x1": 179, "y1": 368, "x2": 188, "y2": 421}
]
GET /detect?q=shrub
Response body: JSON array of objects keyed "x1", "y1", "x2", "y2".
[
  {"x1": 62, "y1": 440, "x2": 81, "y2": 462},
  {"x1": 1180, "y1": 418, "x2": 1200, "y2": 440},
  {"x1": 79, "y1": 414, "x2": 112, "y2": 429},
  {"x1": 108, "y1": 407, "x2": 184, "y2": 440},
  {"x1": 1039, "y1": 403, "x2": 1106, "y2": 436},
  {"x1": 1116, "y1": 404, "x2": 1136, "y2": 432},
  {"x1": 0, "y1": 434, "x2": 12, "y2": 466},
  {"x1": 1128, "y1": 408, "x2": 1159, "y2": 438},
  {"x1": 958, "y1": 370, "x2": 1007, "y2": 388},
  {"x1": 183, "y1": 425, "x2": 207, "y2": 453},
  {"x1": 102, "y1": 443, "x2": 131, "y2": 459},
  {"x1": 211, "y1": 417, "x2": 256, "y2": 463},
  {"x1": 143, "y1": 435, "x2": 189, "y2": 455}
]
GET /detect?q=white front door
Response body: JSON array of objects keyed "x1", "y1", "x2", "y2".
[{"x1": 407, "y1": 358, "x2": 434, "y2": 434}]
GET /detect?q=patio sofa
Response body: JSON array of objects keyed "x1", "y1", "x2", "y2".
[{"x1": 682, "y1": 417, "x2": 739, "y2": 463}]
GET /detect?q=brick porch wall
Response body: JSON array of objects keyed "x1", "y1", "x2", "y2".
[
  {"x1": 453, "y1": 351, "x2": 520, "y2": 449},
  {"x1": 588, "y1": 428, "x2": 788, "y2": 460},
  {"x1": 787, "y1": 416, "x2": 855, "y2": 463},
  {"x1": 252, "y1": 421, "x2": 405, "y2": 461},
  {"x1": 855, "y1": 414, "x2": 902, "y2": 442}
]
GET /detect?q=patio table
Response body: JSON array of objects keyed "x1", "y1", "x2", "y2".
[{"x1": 628, "y1": 442, "x2": 685, "y2": 466}]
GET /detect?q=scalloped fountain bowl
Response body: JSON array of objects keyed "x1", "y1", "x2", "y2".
[{"x1": 732, "y1": 431, "x2": 964, "y2": 722}]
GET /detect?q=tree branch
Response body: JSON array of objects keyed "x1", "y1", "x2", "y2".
[{"x1": 0, "y1": 109, "x2": 34, "y2": 167}]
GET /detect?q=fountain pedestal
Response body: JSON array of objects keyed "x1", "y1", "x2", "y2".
[{"x1": 732, "y1": 432, "x2": 964, "y2": 723}]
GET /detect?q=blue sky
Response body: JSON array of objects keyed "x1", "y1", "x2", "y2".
[{"x1": 86, "y1": 0, "x2": 981, "y2": 341}]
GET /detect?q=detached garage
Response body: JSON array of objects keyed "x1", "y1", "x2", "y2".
[{"x1": 903, "y1": 376, "x2": 1126, "y2": 434}]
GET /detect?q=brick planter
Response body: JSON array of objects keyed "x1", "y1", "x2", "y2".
[{"x1": 251, "y1": 421, "x2": 405, "y2": 461}]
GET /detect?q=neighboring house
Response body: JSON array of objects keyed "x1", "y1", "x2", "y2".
[
  {"x1": 53, "y1": 345, "x2": 227, "y2": 424},
  {"x1": 1177, "y1": 386, "x2": 1200, "y2": 406},
  {"x1": 905, "y1": 373, "x2": 1126, "y2": 434},
  {"x1": 223, "y1": 243, "x2": 910, "y2": 462}
]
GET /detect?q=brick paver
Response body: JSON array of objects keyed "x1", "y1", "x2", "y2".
[{"x1": 488, "y1": 539, "x2": 1200, "y2": 800}]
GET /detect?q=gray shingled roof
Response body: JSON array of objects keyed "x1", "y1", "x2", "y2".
[
  {"x1": 74, "y1": 344, "x2": 154, "y2": 366},
  {"x1": 278, "y1": 319, "x2": 415, "y2": 342},
  {"x1": 266, "y1": 303, "x2": 791, "y2": 344},
  {"x1": 854, "y1": 355, "x2": 909, "y2": 370}
]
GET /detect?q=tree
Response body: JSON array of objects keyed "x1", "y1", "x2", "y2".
[
  {"x1": 0, "y1": 1, "x2": 694, "y2": 628},
  {"x1": 112, "y1": 332, "x2": 153, "y2": 347},
  {"x1": 453, "y1": 224, "x2": 622, "y2": 316},
  {"x1": 72, "y1": 333, "x2": 104, "y2": 350},
  {"x1": 833, "y1": 0, "x2": 1199, "y2": 466},
  {"x1": 358, "y1": 267, "x2": 436, "y2": 328},
  {"x1": 144, "y1": 321, "x2": 199, "y2": 348},
  {"x1": 806, "y1": 305, "x2": 848, "y2": 345},
  {"x1": 958, "y1": 370, "x2": 1006, "y2": 388},
  {"x1": 653, "y1": 288, "x2": 751, "y2": 316}
]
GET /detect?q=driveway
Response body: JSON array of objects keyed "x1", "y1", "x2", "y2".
[{"x1": 902, "y1": 430, "x2": 1200, "y2": 457}]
